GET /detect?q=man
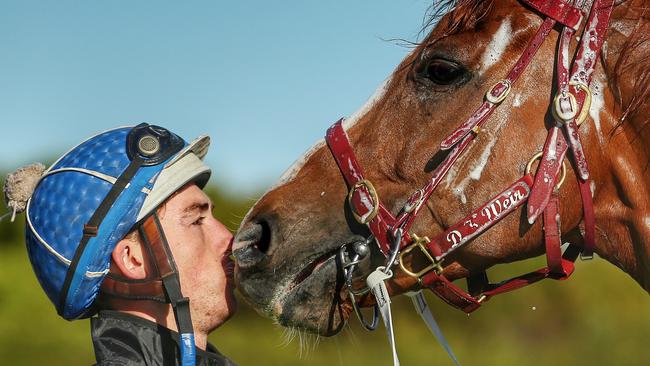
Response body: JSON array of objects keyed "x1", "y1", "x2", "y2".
[{"x1": 4, "y1": 124, "x2": 236, "y2": 365}]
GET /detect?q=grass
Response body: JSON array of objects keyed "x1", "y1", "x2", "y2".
[{"x1": 1, "y1": 241, "x2": 648, "y2": 366}]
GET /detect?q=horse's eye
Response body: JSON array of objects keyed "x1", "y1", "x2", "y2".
[{"x1": 418, "y1": 59, "x2": 466, "y2": 86}]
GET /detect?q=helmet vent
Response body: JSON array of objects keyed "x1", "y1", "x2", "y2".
[{"x1": 138, "y1": 135, "x2": 160, "y2": 156}]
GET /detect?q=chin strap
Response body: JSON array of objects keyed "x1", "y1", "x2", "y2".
[{"x1": 100, "y1": 213, "x2": 196, "y2": 366}]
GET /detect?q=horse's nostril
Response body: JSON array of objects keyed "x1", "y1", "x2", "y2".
[
  {"x1": 233, "y1": 220, "x2": 273, "y2": 268},
  {"x1": 256, "y1": 219, "x2": 271, "y2": 254}
]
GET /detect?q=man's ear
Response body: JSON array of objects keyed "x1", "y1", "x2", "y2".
[{"x1": 111, "y1": 236, "x2": 148, "y2": 280}]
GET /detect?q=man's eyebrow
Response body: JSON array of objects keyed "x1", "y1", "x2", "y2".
[{"x1": 181, "y1": 201, "x2": 211, "y2": 217}]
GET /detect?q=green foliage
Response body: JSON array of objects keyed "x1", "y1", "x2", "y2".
[{"x1": 0, "y1": 183, "x2": 648, "y2": 365}]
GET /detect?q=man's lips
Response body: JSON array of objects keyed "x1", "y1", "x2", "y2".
[{"x1": 223, "y1": 250, "x2": 235, "y2": 283}]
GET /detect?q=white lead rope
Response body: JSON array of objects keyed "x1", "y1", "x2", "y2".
[
  {"x1": 366, "y1": 267, "x2": 461, "y2": 366},
  {"x1": 407, "y1": 291, "x2": 462, "y2": 366},
  {"x1": 366, "y1": 267, "x2": 400, "y2": 366}
]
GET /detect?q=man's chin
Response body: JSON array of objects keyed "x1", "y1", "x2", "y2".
[
  {"x1": 203, "y1": 302, "x2": 236, "y2": 333},
  {"x1": 224, "y1": 288, "x2": 238, "y2": 320}
]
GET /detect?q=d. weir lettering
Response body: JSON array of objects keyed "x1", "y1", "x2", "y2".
[{"x1": 436, "y1": 178, "x2": 532, "y2": 259}]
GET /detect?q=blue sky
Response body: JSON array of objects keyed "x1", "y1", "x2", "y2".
[{"x1": 0, "y1": 0, "x2": 433, "y2": 194}]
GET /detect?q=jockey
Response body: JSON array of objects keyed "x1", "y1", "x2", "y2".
[{"x1": 3, "y1": 124, "x2": 237, "y2": 366}]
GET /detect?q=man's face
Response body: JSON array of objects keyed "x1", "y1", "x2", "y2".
[{"x1": 159, "y1": 184, "x2": 236, "y2": 331}]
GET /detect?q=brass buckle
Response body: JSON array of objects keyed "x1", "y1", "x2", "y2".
[
  {"x1": 485, "y1": 79, "x2": 512, "y2": 104},
  {"x1": 526, "y1": 152, "x2": 567, "y2": 190},
  {"x1": 347, "y1": 179, "x2": 380, "y2": 224},
  {"x1": 570, "y1": 81, "x2": 592, "y2": 127},
  {"x1": 399, "y1": 234, "x2": 442, "y2": 278},
  {"x1": 553, "y1": 91, "x2": 578, "y2": 123},
  {"x1": 552, "y1": 82, "x2": 592, "y2": 126}
]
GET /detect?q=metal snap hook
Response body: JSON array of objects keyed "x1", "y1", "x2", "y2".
[
  {"x1": 339, "y1": 240, "x2": 372, "y2": 296},
  {"x1": 383, "y1": 228, "x2": 403, "y2": 273},
  {"x1": 349, "y1": 292, "x2": 379, "y2": 331}
]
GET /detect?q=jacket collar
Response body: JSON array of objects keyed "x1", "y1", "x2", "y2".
[{"x1": 91, "y1": 310, "x2": 236, "y2": 366}]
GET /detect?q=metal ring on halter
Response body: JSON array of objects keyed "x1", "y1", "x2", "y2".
[
  {"x1": 485, "y1": 79, "x2": 512, "y2": 104},
  {"x1": 569, "y1": 81, "x2": 592, "y2": 127},
  {"x1": 347, "y1": 180, "x2": 380, "y2": 224},
  {"x1": 343, "y1": 260, "x2": 371, "y2": 296},
  {"x1": 526, "y1": 152, "x2": 568, "y2": 190},
  {"x1": 398, "y1": 233, "x2": 442, "y2": 278},
  {"x1": 338, "y1": 241, "x2": 378, "y2": 330},
  {"x1": 339, "y1": 241, "x2": 371, "y2": 296},
  {"x1": 349, "y1": 292, "x2": 379, "y2": 331}
]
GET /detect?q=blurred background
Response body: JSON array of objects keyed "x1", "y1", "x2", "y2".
[{"x1": 1, "y1": 1, "x2": 648, "y2": 365}]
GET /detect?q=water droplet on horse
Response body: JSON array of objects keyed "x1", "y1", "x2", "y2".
[{"x1": 320, "y1": 191, "x2": 325, "y2": 197}]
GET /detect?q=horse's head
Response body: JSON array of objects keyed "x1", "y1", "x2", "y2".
[{"x1": 233, "y1": 0, "x2": 649, "y2": 335}]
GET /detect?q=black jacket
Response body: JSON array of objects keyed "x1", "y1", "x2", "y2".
[{"x1": 91, "y1": 310, "x2": 237, "y2": 366}]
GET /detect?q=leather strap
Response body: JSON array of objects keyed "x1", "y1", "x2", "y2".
[
  {"x1": 324, "y1": 0, "x2": 615, "y2": 316},
  {"x1": 466, "y1": 272, "x2": 489, "y2": 297},
  {"x1": 59, "y1": 156, "x2": 144, "y2": 316},
  {"x1": 557, "y1": 24, "x2": 591, "y2": 181},
  {"x1": 429, "y1": 175, "x2": 534, "y2": 261},
  {"x1": 100, "y1": 275, "x2": 166, "y2": 302},
  {"x1": 520, "y1": 0, "x2": 584, "y2": 30},
  {"x1": 528, "y1": 0, "x2": 614, "y2": 219},
  {"x1": 579, "y1": 180, "x2": 596, "y2": 257},
  {"x1": 326, "y1": 121, "x2": 396, "y2": 256},
  {"x1": 543, "y1": 192, "x2": 565, "y2": 275},
  {"x1": 395, "y1": 132, "x2": 475, "y2": 234},
  {"x1": 440, "y1": 17, "x2": 557, "y2": 150},
  {"x1": 420, "y1": 271, "x2": 481, "y2": 313},
  {"x1": 100, "y1": 215, "x2": 179, "y2": 302}
]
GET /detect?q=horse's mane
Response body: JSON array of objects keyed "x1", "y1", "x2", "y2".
[
  {"x1": 422, "y1": 0, "x2": 494, "y2": 38},
  {"x1": 423, "y1": 0, "x2": 650, "y2": 143},
  {"x1": 610, "y1": 3, "x2": 650, "y2": 142}
]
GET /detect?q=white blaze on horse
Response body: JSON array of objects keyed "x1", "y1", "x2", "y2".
[{"x1": 233, "y1": 0, "x2": 649, "y2": 343}]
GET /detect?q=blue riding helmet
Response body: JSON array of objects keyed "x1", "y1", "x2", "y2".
[{"x1": 25, "y1": 124, "x2": 211, "y2": 320}]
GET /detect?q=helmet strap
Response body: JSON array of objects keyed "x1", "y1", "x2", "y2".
[{"x1": 100, "y1": 212, "x2": 197, "y2": 365}]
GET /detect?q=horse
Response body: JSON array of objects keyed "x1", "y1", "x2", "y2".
[{"x1": 232, "y1": 0, "x2": 649, "y2": 339}]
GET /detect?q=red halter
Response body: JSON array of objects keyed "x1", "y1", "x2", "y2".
[{"x1": 325, "y1": 0, "x2": 614, "y2": 313}]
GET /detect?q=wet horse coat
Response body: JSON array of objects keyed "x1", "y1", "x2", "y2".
[{"x1": 233, "y1": 0, "x2": 650, "y2": 335}]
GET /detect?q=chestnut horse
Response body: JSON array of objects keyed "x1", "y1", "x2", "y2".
[{"x1": 233, "y1": 0, "x2": 649, "y2": 337}]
